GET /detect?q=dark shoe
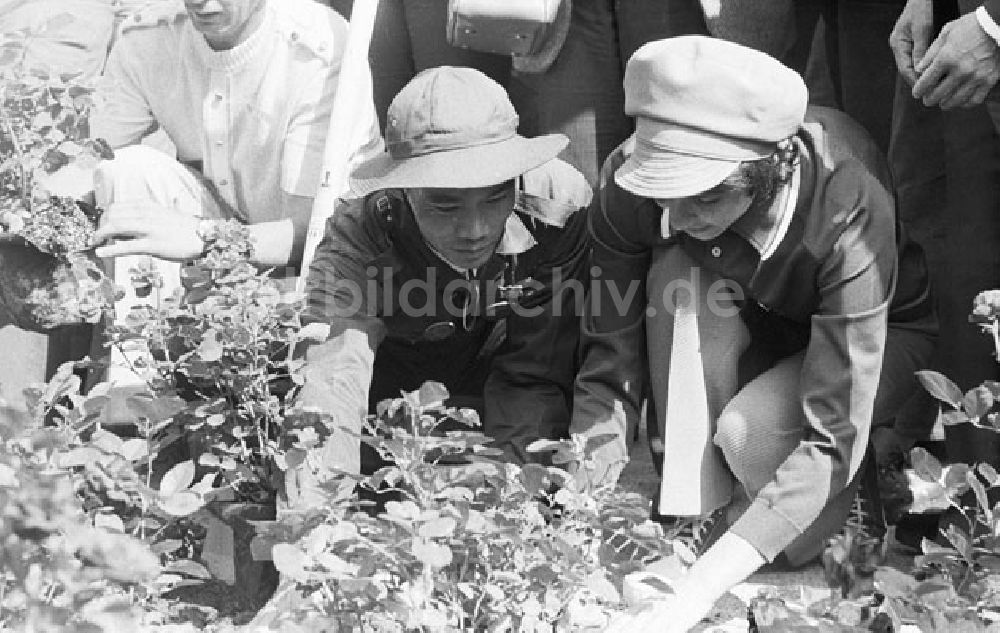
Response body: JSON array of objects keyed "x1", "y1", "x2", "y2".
[{"x1": 652, "y1": 507, "x2": 728, "y2": 556}]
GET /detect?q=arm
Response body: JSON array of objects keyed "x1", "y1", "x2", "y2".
[
  {"x1": 89, "y1": 36, "x2": 158, "y2": 149},
  {"x1": 93, "y1": 34, "x2": 383, "y2": 270},
  {"x1": 570, "y1": 162, "x2": 654, "y2": 489},
  {"x1": 483, "y1": 205, "x2": 589, "y2": 464},
  {"x1": 729, "y1": 175, "x2": 894, "y2": 563},
  {"x1": 93, "y1": 190, "x2": 310, "y2": 268},
  {"x1": 280, "y1": 198, "x2": 387, "y2": 510}
]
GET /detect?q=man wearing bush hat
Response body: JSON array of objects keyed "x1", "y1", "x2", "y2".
[
  {"x1": 288, "y1": 66, "x2": 591, "y2": 506},
  {"x1": 573, "y1": 37, "x2": 936, "y2": 631}
]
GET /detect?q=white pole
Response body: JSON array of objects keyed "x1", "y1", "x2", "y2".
[{"x1": 296, "y1": 0, "x2": 380, "y2": 295}]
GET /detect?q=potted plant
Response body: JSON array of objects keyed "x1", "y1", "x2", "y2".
[{"x1": 0, "y1": 24, "x2": 118, "y2": 332}]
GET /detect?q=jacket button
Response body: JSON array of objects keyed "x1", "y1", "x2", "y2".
[{"x1": 711, "y1": 246, "x2": 722, "y2": 258}]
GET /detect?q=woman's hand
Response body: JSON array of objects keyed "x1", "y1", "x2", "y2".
[{"x1": 92, "y1": 201, "x2": 205, "y2": 262}]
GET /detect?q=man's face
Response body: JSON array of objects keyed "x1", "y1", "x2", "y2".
[
  {"x1": 184, "y1": 0, "x2": 265, "y2": 50},
  {"x1": 657, "y1": 184, "x2": 753, "y2": 241},
  {"x1": 407, "y1": 182, "x2": 515, "y2": 270}
]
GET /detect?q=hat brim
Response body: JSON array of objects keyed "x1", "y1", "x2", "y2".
[
  {"x1": 614, "y1": 140, "x2": 742, "y2": 200},
  {"x1": 349, "y1": 133, "x2": 568, "y2": 196}
]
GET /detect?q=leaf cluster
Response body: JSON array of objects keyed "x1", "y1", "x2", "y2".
[
  {"x1": 0, "y1": 24, "x2": 119, "y2": 329},
  {"x1": 259, "y1": 383, "x2": 680, "y2": 632}
]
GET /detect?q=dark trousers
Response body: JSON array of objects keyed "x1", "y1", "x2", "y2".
[{"x1": 890, "y1": 80, "x2": 1000, "y2": 467}]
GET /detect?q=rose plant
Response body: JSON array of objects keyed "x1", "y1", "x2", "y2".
[
  {"x1": 252, "y1": 382, "x2": 685, "y2": 632},
  {"x1": 0, "y1": 15, "x2": 119, "y2": 331},
  {"x1": 0, "y1": 387, "x2": 163, "y2": 632}
]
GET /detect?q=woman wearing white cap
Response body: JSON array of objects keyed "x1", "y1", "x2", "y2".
[{"x1": 572, "y1": 36, "x2": 937, "y2": 630}]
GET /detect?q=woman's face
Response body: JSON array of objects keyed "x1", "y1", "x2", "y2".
[{"x1": 656, "y1": 184, "x2": 754, "y2": 241}]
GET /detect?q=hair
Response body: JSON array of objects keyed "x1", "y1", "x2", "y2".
[{"x1": 717, "y1": 140, "x2": 801, "y2": 212}]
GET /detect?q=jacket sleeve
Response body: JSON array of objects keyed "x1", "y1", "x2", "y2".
[
  {"x1": 283, "y1": 198, "x2": 386, "y2": 509},
  {"x1": 569, "y1": 166, "x2": 653, "y2": 488},
  {"x1": 729, "y1": 170, "x2": 896, "y2": 561},
  {"x1": 483, "y1": 202, "x2": 590, "y2": 464}
]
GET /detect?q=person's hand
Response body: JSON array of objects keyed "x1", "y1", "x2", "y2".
[
  {"x1": 912, "y1": 11, "x2": 1000, "y2": 109},
  {"x1": 92, "y1": 201, "x2": 205, "y2": 262},
  {"x1": 605, "y1": 591, "x2": 715, "y2": 633},
  {"x1": 889, "y1": 0, "x2": 935, "y2": 85}
]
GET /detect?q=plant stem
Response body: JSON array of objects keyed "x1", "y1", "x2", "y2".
[
  {"x1": 0, "y1": 87, "x2": 28, "y2": 210},
  {"x1": 141, "y1": 421, "x2": 153, "y2": 542}
]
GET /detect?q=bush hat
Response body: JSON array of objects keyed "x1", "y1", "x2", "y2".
[
  {"x1": 350, "y1": 66, "x2": 567, "y2": 196},
  {"x1": 615, "y1": 36, "x2": 807, "y2": 200}
]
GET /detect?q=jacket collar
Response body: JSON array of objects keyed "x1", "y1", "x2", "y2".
[{"x1": 496, "y1": 213, "x2": 537, "y2": 255}]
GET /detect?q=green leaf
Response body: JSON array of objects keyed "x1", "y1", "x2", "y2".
[
  {"x1": 911, "y1": 447, "x2": 943, "y2": 482},
  {"x1": 941, "y1": 410, "x2": 970, "y2": 427},
  {"x1": 272, "y1": 543, "x2": 312, "y2": 582},
  {"x1": 94, "y1": 512, "x2": 124, "y2": 533},
  {"x1": 54, "y1": 446, "x2": 102, "y2": 468},
  {"x1": 979, "y1": 463, "x2": 1000, "y2": 486},
  {"x1": 412, "y1": 538, "x2": 452, "y2": 569},
  {"x1": 150, "y1": 539, "x2": 184, "y2": 555},
  {"x1": 962, "y1": 385, "x2": 995, "y2": 418},
  {"x1": 160, "y1": 460, "x2": 195, "y2": 494},
  {"x1": 314, "y1": 552, "x2": 360, "y2": 578},
  {"x1": 417, "y1": 381, "x2": 449, "y2": 408},
  {"x1": 90, "y1": 429, "x2": 124, "y2": 454},
  {"x1": 197, "y1": 329, "x2": 224, "y2": 362},
  {"x1": 916, "y1": 371, "x2": 964, "y2": 408},
  {"x1": 968, "y1": 471, "x2": 991, "y2": 520},
  {"x1": 417, "y1": 517, "x2": 456, "y2": 539},
  {"x1": 525, "y1": 438, "x2": 565, "y2": 454},
  {"x1": 158, "y1": 490, "x2": 204, "y2": 517},
  {"x1": 120, "y1": 438, "x2": 148, "y2": 462},
  {"x1": 583, "y1": 570, "x2": 620, "y2": 602},
  {"x1": 0, "y1": 464, "x2": 17, "y2": 487},
  {"x1": 907, "y1": 476, "x2": 951, "y2": 514},
  {"x1": 943, "y1": 463, "x2": 971, "y2": 496},
  {"x1": 945, "y1": 525, "x2": 972, "y2": 560},
  {"x1": 126, "y1": 392, "x2": 186, "y2": 423},
  {"x1": 519, "y1": 463, "x2": 552, "y2": 496},
  {"x1": 584, "y1": 433, "x2": 618, "y2": 454},
  {"x1": 874, "y1": 567, "x2": 919, "y2": 599},
  {"x1": 383, "y1": 500, "x2": 421, "y2": 523},
  {"x1": 164, "y1": 559, "x2": 212, "y2": 579}
]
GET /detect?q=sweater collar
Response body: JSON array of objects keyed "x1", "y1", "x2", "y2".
[{"x1": 188, "y1": 2, "x2": 273, "y2": 72}]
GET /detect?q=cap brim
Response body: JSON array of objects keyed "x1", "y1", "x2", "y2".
[
  {"x1": 614, "y1": 142, "x2": 741, "y2": 200},
  {"x1": 349, "y1": 134, "x2": 568, "y2": 197}
]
